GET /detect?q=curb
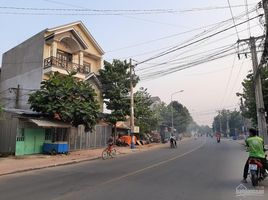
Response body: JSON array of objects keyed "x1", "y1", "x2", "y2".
[
  {"x1": 0, "y1": 155, "x2": 101, "y2": 177},
  {"x1": 0, "y1": 140, "x2": 188, "y2": 177},
  {"x1": 0, "y1": 144, "x2": 161, "y2": 177}
]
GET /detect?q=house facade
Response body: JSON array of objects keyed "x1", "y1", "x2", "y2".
[
  {"x1": 0, "y1": 21, "x2": 104, "y2": 111},
  {"x1": 0, "y1": 109, "x2": 112, "y2": 156},
  {"x1": 0, "y1": 22, "x2": 112, "y2": 156}
]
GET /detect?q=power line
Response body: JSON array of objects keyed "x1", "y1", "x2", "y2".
[
  {"x1": 137, "y1": 43, "x2": 237, "y2": 72},
  {"x1": 136, "y1": 24, "x2": 261, "y2": 72},
  {"x1": 136, "y1": 14, "x2": 262, "y2": 65},
  {"x1": 245, "y1": 0, "x2": 252, "y2": 37},
  {"x1": 227, "y1": 0, "x2": 240, "y2": 40},
  {"x1": 107, "y1": 7, "x2": 257, "y2": 59},
  {"x1": 106, "y1": 22, "x2": 227, "y2": 53},
  {"x1": 225, "y1": 58, "x2": 247, "y2": 104},
  {"x1": 219, "y1": 54, "x2": 236, "y2": 108},
  {"x1": 0, "y1": 4, "x2": 256, "y2": 13},
  {"x1": 139, "y1": 46, "x2": 238, "y2": 81}
]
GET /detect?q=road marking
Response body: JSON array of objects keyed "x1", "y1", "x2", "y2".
[
  {"x1": 102, "y1": 140, "x2": 206, "y2": 185},
  {"x1": 54, "y1": 139, "x2": 206, "y2": 200}
]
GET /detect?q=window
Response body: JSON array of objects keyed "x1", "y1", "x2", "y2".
[
  {"x1": 45, "y1": 129, "x2": 52, "y2": 141},
  {"x1": 56, "y1": 50, "x2": 72, "y2": 68},
  {"x1": 84, "y1": 62, "x2": 91, "y2": 73},
  {"x1": 16, "y1": 129, "x2": 25, "y2": 141}
]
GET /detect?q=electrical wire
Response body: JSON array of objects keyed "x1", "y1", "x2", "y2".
[
  {"x1": 136, "y1": 23, "x2": 260, "y2": 73},
  {"x1": 245, "y1": 0, "x2": 252, "y2": 37},
  {"x1": 227, "y1": 0, "x2": 240, "y2": 40},
  {"x1": 137, "y1": 43, "x2": 237, "y2": 73},
  {"x1": 219, "y1": 54, "x2": 236, "y2": 108},
  {"x1": 107, "y1": 6, "x2": 257, "y2": 59},
  {"x1": 139, "y1": 45, "x2": 239, "y2": 81},
  {"x1": 0, "y1": 4, "x2": 256, "y2": 13},
  {"x1": 136, "y1": 14, "x2": 261, "y2": 65}
]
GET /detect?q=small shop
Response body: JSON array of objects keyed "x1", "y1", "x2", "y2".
[
  {"x1": 15, "y1": 119, "x2": 71, "y2": 156},
  {"x1": 0, "y1": 109, "x2": 72, "y2": 156}
]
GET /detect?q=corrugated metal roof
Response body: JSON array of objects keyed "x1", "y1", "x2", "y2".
[
  {"x1": 4, "y1": 108, "x2": 40, "y2": 115},
  {"x1": 29, "y1": 119, "x2": 71, "y2": 128}
]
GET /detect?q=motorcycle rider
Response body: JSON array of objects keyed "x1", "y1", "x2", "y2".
[
  {"x1": 242, "y1": 128, "x2": 268, "y2": 183},
  {"x1": 170, "y1": 134, "x2": 177, "y2": 148},
  {"x1": 216, "y1": 132, "x2": 221, "y2": 142}
]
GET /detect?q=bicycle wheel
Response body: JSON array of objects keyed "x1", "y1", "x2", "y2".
[
  {"x1": 102, "y1": 149, "x2": 109, "y2": 160},
  {"x1": 110, "y1": 149, "x2": 117, "y2": 158}
]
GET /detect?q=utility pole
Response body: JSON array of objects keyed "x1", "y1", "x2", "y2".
[
  {"x1": 238, "y1": 35, "x2": 267, "y2": 144},
  {"x1": 219, "y1": 111, "x2": 222, "y2": 133},
  {"x1": 249, "y1": 37, "x2": 267, "y2": 144},
  {"x1": 261, "y1": 0, "x2": 268, "y2": 144},
  {"x1": 226, "y1": 114, "x2": 230, "y2": 138},
  {"x1": 236, "y1": 1, "x2": 268, "y2": 144},
  {"x1": 263, "y1": 0, "x2": 268, "y2": 30},
  {"x1": 130, "y1": 59, "x2": 135, "y2": 149}
]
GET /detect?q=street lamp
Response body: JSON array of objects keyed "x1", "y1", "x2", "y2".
[{"x1": 171, "y1": 90, "x2": 184, "y2": 134}]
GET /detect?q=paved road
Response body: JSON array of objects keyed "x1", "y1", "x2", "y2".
[{"x1": 0, "y1": 137, "x2": 267, "y2": 200}]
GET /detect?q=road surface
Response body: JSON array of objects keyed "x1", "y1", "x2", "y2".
[{"x1": 0, "y1": 137, "x2": 267, "y2": 200}]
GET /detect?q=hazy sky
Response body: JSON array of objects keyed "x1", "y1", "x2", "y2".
[{"x1": 0, "y1": 0, "x2": 264, "y2": 126}]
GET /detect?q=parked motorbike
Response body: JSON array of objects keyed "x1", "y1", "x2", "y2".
[{"x1": 248, "y1": 149, "x2": 267, "y2": 187}]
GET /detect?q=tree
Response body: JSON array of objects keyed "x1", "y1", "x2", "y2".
[
  {"x1": 212, "y1": 109, "x2": 243, "y2": 136},
  {"x1": 98, "y1": 59, "x2": 139, "y2": 128},
  {"x1": 240, "y1": 68, "x2": 268, "y2": 127},
  {"x1": 197, "y1": 125, "x2": 212, "y2": 135},
  {"x1": 150, "y1": 101, "x2": 169, "y2": 130},
  {"x1": 169, "y1": 101, "x2": 193, "y2": 133},
  {"x1": 28, "y1": 72, "x2": 99, "y2": 131},
  {"x1": 134, "y1": 88, "x2": 157, "y2": 135}
]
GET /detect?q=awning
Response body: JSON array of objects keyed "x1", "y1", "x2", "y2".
[{"x1": 29, "y1": 119, "x2": 71, "y2": 128}]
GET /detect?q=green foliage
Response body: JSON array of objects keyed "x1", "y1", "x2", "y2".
[
  {"x1": 98, "y1": 59, "x2": 139, "y2": 125},
  {"x1": 151, "y1": 100, "x2": 193, "y2": 133},
  {"x1": 134, "y1": 88, "x2": 157, "y2": 135},
  {"x1": 240, "y1": 68, "x2": 268, "y2": 126},
  {"x1": 150, "y1": 102, "x2": 169, "y2": 129},
  {"x1": 212, "y1": 109, "x2": 243, "y2": 136},
  {"x1": 198, "y1": 125, "x2": 213, "y2": 134},
  {"x1": 170, "y1": 101, "x2": 193, "y2": 133},
  {"x1": 28, "y1": 72, "x2": 100, "y2": 131}
]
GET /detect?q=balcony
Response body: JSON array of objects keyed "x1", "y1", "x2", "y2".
[{"x1": 44, "y1": 56, "x2": 90, "y2": 75}]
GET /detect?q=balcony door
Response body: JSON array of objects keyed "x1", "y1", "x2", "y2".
[{"x1": 56, "y1": 50, "x2": 72, "y2": 68}]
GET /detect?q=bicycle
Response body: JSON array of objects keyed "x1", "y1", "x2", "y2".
[{"x1": 102, "y1": 145, "x2": 117, "y2": 160}]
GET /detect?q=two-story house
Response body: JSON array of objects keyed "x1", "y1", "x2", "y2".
[
  {"x1": 0, "y1": 21, "x2": 112, "y2": 156},
  {"x1": 0, "y1": 21, "x2": 104, "y2": 111}
]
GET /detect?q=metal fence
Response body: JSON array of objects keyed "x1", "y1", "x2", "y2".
[{"x1": 69, "y1": 124, "x2": 112, "y2": 151}]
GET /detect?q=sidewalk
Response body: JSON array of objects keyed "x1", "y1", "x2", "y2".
[{"x1": 0, "y1": 142, "x2": 166, "y2": 176}]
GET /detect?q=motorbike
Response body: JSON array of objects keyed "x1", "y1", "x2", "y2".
[
  {"x1": 170, "y1": 138, "x2": 176, "y2": 148},
  {"x1": 248, "y1": 150, "x2": 267, "y2": 187},
  {"x1": 216, "y1": 136, "x2": 220, "y2": 143}
]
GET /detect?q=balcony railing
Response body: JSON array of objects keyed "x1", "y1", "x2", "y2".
[{"x1": 44, "y1": 56, "x2": 90, "y2": 75}]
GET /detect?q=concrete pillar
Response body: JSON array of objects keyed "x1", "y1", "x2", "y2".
[
  {"x1": 51, "y1": 41, "x2": 57, "y2": 57},
  {"x1": 79, "y1": 51, "x2": 84, "y2": 66}
]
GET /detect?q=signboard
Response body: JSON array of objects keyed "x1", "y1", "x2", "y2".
[{"x1": 134, "y1": 126, "x2": 140, "y2": 133}]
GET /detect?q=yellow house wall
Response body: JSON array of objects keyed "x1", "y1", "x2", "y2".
[
  {"x1": 83, "y1": 56, "x2": 101, "y2": 74},
  {"x1": 73, "y1": 25, "x2": 102, "y2": 57}
]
